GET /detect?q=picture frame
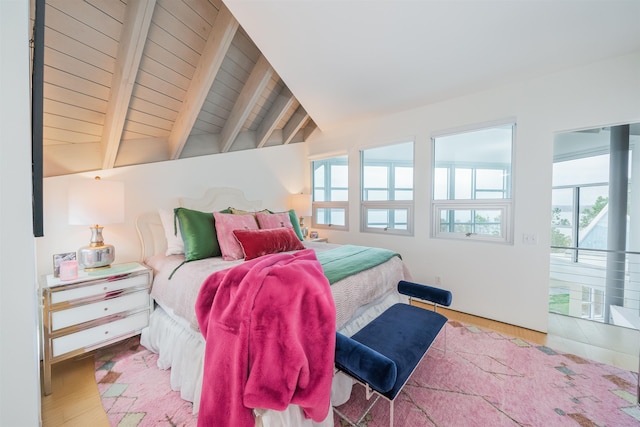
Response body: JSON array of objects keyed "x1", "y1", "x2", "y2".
[
  {"x1": 53, "y1": 252, "x2": 76, "y2": 278},
  {"x1": 309, "y1": 231, "x2": 319, "y2": 239}
]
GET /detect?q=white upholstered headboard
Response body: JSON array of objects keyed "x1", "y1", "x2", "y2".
[{"x1": 135, "y1": 187, "x2": 262, "y2": 262}]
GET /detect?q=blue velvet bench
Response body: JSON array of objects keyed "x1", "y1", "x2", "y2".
[{"x1": 334, "y1": 280, "x2": 453, "y2": 427}]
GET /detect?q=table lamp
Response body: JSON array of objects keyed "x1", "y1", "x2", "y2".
[
  {"x1": 68, "y1": 176, "x2": 124, "y2": 270},
  {"x1": 290, "y1": 193, "x2": 312, "y2": 238}
]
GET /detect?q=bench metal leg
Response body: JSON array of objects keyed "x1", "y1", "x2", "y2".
[
  {"x1": 335, "y1": 298, "x2": 450, "y2": 427},
  {"x1": 333, "y1": 382, "x2": 392, "y2": 427},
  {"x1": 334, "y1": 394, "x2": 380, "y2": 427},
  {"x1": 334, "y1": 382, "x2": 380, "y2": 426}
]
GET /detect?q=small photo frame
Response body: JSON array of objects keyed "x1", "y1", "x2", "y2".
[
  {"x1": 309, "y1": 231, "x2": 319, "y2": 239},
  {"x1": 53, "y1": 252, "x2": 76, "y2": 278}
]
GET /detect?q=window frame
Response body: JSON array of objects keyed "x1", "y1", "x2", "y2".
[
  {"x1": 431, "y1": 119, "x2": 516, "y2": 244},
  {"x1": 581, "y1": 285, "x2": 604, "y2": 320},
  {"x1": 551, "y1": 182, "x2": 609, "y2": 261},
  {"x1": 360, "y1": 201, "x2": 414, "y2": 235},
  {"x1": 311, "y1": 156, "x2": 349, "y2": 231},
  {"x1": 432, "y1": 200, "x2": 512, "y2": 242},
  {"x1": 311, "y1": 201, "x2": 349, "y2": 231},
  {"x1": 360, "y1": 141, "x2": 415, "y2": 236}
]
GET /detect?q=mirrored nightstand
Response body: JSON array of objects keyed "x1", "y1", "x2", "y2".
[{"x1": 40, "y1": 262, "x2": 152, "y2": 395}]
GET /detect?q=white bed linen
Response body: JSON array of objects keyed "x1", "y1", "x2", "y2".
[
  {"x1": 146, "y1": 242, "x2": 410, "y2": 332},
  {"x1": 140, "y1": 241, "x2": 411, "y2": 425}
]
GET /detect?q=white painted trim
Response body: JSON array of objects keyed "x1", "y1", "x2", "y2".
[
  {"x1": 307, "y1": 150, "x2": 348, "y2": 161},
  {"x1": 355, "y1": 135, "x2": 417, "y2": 153},
  {"x1": 431, "y1": 200, "x2": 513, "y2": 244},
  {"x1": 360, "y1": 201, "x2": 414, "y2": 236},
  {"x1": 311, "y1": 202, "x2": 349, "y2": 231},
  {"x1": 430, "y1": 116, "x2": 517, "y2": 139}
]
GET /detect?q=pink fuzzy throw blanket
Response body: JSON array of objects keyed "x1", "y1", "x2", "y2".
[{"x1": 195, "y1": 249, "x2": 337, "y2": 427}]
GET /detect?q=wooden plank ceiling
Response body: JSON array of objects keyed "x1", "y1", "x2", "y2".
[{"x1": 36, "y1": 0, "x2": 317, "y2": 177}]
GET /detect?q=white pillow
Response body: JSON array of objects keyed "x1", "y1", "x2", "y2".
[{"x1": 158, "y1": 208, "x2": 184, "y2": 256}]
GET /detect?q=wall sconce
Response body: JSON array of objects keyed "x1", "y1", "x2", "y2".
[
  {"x1": 289, "y1": 193, "x2": 312, "y2": 238},
  {"x1": 68, "y1": 176, "x2": 124, "y2": 270}
]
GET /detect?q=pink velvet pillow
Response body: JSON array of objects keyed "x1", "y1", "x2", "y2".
[
  {"x1": 255, "y1": 211, "x2": 294, "y2": 230},
  {"x1": 213, "y1": 212, "x2": 259, "y2": 260},
  {"x1": 232, "y1": 227, "x2": 305, "y2": 261}
]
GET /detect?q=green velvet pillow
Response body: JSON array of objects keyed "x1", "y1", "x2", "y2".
[
  {"x1": 174, "y1": 207, "x2": 221, "y2": 261},
  {"x1": 288, "y1": 209, "x2": 305, "y2": 241}
]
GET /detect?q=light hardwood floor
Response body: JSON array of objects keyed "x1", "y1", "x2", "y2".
[
  {"x1": 40, "y1": 309, "x2": 639, "y2": 426},
  {"x1": 41, "y1": 353, "x2": 110, "y2": 427}
]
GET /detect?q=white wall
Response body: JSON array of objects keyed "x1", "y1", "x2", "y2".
[
  {"x1": 0, "y1": 1, "x2": 42, "y2": 425},
  {"x1": 35, "y1": 52, "x2": 640, "y2": 336},
  {"x1": 306, "y1": 52, "x2": 640, "y2": 332},
  {"x1": 36, "y1": 143, "x2": 308, "y2": 277}
]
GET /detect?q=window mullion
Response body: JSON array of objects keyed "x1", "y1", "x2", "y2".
[
  {"x1": 472, "y1": 168, "x2": 477, "y2": 200},
  {"x1": 573, "y1": 186, "x2": 580, "y2": 263},
  {"x1": 448, "y1": 165, "x2": 455, "y2": 232}
]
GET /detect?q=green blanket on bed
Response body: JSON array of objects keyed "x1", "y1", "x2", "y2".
[{"x1": 316, "y1": 245, "x2": 401, "y2": 284}]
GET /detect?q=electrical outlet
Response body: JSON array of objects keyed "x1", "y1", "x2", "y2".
[
  {"x1": 522, "y1": 233, "x2": 538, "y2": 245},
  {"x1": 435, "y1": 275, "x2": 442, "y2": 286}
]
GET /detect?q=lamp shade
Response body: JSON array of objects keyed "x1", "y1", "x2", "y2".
[
  {"x1": 290, "y1": 193, "x2": 312, "y2": 217},
  {"x1": 68, "y1": 178, "x2": 124, "y2": 225}
]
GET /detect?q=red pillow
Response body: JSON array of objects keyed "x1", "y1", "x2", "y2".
[{"x1": 232, "y1": 227, "x2": 305, "y2": 261}]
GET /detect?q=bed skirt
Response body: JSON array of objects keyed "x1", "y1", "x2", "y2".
[{"x1": 140, "y1": 289, "x2": 406, "y2": 426}]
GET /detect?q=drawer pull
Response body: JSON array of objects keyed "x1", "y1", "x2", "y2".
[
  {"x1": 105, "y1": 290, "x2": 123, "y2": 299},
  {"x1": 104, "y1": 307, "x2": 108, "y2": 311},
  {"x1": 105, "y1": 331, "x2": 109, "y2": 335}
]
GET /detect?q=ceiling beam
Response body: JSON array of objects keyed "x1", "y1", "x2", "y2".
[
  {"x1": 168, "y1": 5, "x2": 238, "y2": 160},
  {"x1": 282, "y1": 106, "x2": 309, "y2": 145},
  {"x1": 101, "y1": 0, "x2": 156, "y2": 170},
  {"x1": 219, "y1": 55, "x2": 274, "y2": 153},
  {"x1": 303, "y1": 120, "x2": 318, "y2": 140},
  {"x1": 256, "y1": 86, "x2": 295, "y2": 148}
]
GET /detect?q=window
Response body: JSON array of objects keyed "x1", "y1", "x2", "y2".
[
  {"x1": 312, "y1": 155, "x2": 348, "y2": 230},
  {"x1": 581, "y1": 286, "x2": 604, "y2": 320},
  {"x1": 551, "y1": 154, "x2": 613, "y2": 256},
  {"x1": 432, "y1": 121, "x2": 515, "y2": 243},
  {"x1": 361, "y1": 141, "x2": 414, "y2": 235}
]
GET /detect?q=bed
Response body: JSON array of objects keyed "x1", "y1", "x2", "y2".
[{"x1": 136, "y1": 187, "x2": 411, "y2": 427}]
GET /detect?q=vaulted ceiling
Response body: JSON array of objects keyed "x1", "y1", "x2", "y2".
[
  {"x1": 36, "y1": 0, "x2": 316, "y2": 177},
  {"x1": 34, "y1": 0, "x2": 640, "y2": 178},
  {"x1": 225, "y1": 0, "x2": 640, "y2": 129}
]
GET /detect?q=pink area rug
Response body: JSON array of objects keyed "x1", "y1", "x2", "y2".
[
  {"x1": 94, "y1": 337, "x2": 197, "y2": 426},
  {"x1": 95, "y1": 322, "x2": 639, "y2": 426}
]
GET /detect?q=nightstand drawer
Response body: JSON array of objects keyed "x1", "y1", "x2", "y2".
[
  {"x1": 50, "y1": 273, "x2": 149, "y2": 305},
  {"x1": 50, "y1": 290, "x2": 150, "y2": 332},
  {"x1": 51, "y1": 310, "x2": 149, "y2": 358}
]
